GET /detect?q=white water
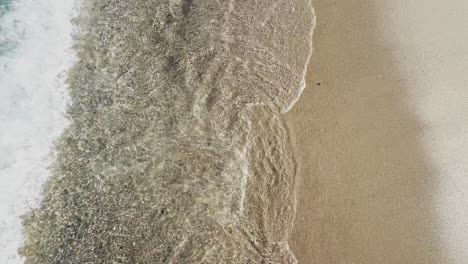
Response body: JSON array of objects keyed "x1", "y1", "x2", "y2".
[{"x1": 0, "y1": 0, "x2": 79, "y2": 262}]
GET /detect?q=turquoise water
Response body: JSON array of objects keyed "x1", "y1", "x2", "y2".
[
  {"x1": 0, "y1": 0, "x2": 15, "y2": 55},
  {"x1": 0, "y1": 0, "x2": 13, "y2": 14}
]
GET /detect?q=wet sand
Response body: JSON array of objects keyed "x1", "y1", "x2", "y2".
[{"x1": 287, "y1": 1, "x2": 447, "y2": 263}]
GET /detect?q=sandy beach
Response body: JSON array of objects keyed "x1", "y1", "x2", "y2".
[
  {"x1": 288, "y1": 0, "x2": 468, "y2": 263},
  {"x1": 2, "y1": 0, "x2": 468, "y2": 263},
  {"x1": 287, "y1": 0, "x2": 446, "y2": 263}
]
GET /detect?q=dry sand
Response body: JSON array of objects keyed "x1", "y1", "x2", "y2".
[{"x1": 286, "y1": 0, "x2": 455, "y2": 263}]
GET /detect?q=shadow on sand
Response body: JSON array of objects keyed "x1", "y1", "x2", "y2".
[{"x1": 287, "y1": 1, "x2": 447, "y2": 263}]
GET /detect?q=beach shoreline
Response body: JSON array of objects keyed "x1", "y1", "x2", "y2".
[{"x1": 286, "y1": 1, "x2": 446, "y2": 263}]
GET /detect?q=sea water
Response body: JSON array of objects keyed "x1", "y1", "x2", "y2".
[
  {"x1": 20, "y1": 1, "x2": 314, "y2": 263},
  {"x1": 0, "y1": 0, "x2": 79, "y2": 263}
]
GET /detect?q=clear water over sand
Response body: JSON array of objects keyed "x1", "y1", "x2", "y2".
[{"x1": 21, "y1": 1, "x2": 314, "y2": 263}]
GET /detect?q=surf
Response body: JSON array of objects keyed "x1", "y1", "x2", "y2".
[{"x1": 0, "y1": 0, "x2": 80, "y2": 262}]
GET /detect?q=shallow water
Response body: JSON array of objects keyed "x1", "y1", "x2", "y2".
[
  {"x1": 21, "y1": 1, "x2": 314, "y2": 263},
  {"x1": 0, "y1": 0, "x2": 78, "y2": 262}
]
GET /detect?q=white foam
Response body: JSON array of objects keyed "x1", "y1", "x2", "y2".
[
  {"x1": 281, "y1": 1, "x2": 315, "y2": 114},
  {"x1": 0, "y1": 0, "x2": 80, "y2": 262}
]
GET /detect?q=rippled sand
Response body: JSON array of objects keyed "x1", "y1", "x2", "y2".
[{"x1": 21, "y1": 1, "x2": 314, "y2": 263}]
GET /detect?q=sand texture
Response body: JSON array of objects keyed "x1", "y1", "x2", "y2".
[{"x1": 287, "y1": 0, "x2": 452, "y2": 263}]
